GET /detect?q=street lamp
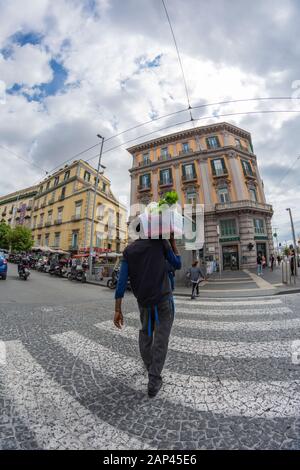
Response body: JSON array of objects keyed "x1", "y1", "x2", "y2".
[
  {"x1": 88, "y1": 134, "x2": 105, "y2": 277},
  {"x1": 286, "y1": 208, "x2": 297, "y2": 276}
]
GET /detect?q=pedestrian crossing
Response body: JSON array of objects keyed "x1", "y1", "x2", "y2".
[{"x1": 0, "y1": 295, "x2": 299, "y2": 449}]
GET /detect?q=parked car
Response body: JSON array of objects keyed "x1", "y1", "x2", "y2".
[{"x1": 0, "y1": 251, "x2": 8, "y2": 280}]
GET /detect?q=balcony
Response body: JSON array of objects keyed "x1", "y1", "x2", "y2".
[
  {"x1": 138, "y1": 185, "x2": 151, "y2": 192},
  {"x1": 182, "y1": 174, "x2": 197, "y2": 184},
  {"x1": 159, "y1": 179, "x2": 173, "y2": 188},
  {"x1": 212, "y1": 170, "x2": 228, "y2": 178},
  {"x1": 48, "y1": 198, "x2": 55, "y2": 205},
  {"x1": 45, "y1": 221, "x2": 52, "y2": 227},
  {"x1": 243, "y1": 170, "x2": 257, "y2": 180},
  {"x1": 37, "y1": 223, "x2": 43, "y2": 229},
  {"x1": 138, "y1": 160, "x2": 151, "y2": 167},
  {"x1": 71, "y1": 214, "x2": 81, "y2": 221},
  {"x1": 158, "y1": 153, "x2": 172, "y2": 161},
  {"x1": 9, "y1": 209, "x2": 13, "y2": 214},
  {"x1": 59, "y1": 195, "x2": 65, "y2": 201},
  {"x1": 41, "y1": 203, "x2": 46, "y2": 208},
  {"x1": 26, "y1": 206, "x2": 32, "y2": 211},
  {"x1": 33, "y1": 206, "x2": 39, "y2": 211},
  {"x1": 215, "y1": 200, "x2": 273, "y2": 213},
  {"x1": 54, "y1": 219, "x2": 63, "y2": 225},
  {"x1": 179, "y1": 148, "x2": 193, "y2": 156},
  {"x1": 1, "y1": 211, "x2": 6, "y2": 216},
  {"x1": 69, "y1": 245, "x2": 78, "y2": 251}
]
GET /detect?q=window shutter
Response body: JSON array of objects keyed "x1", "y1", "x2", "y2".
[
  {"x1": 159, "y1": 170, "x2": 163, "y2": 184},
  {"x1": 182, "y1": 164, "x2": 186, "y2": 178},
  {"x1": 210, "y1": 160, "x2": 216, "y2": 175},
  {"x1": 221, "y1": 158, "x2": 227, "y2": 173},
  {"x1": 241, "y1": 160, "x2": 247, "y2": 176},
  {"x1": 192, "y1": 163, "x2": 196, "y2": 178},
  {"x1": 215, "y1": 136, "x2": 220, "y2": 147},
  {"x1": 206, "y1": 138, "x2": 211, "y2": 149}
]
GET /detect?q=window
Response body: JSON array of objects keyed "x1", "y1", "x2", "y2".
[
  {"x1": 182, "y1": 163, "x2": 196, "y2": 180},
  {"x1": 241, "y1": 160, "x2": 253, "y2": 176},
  {"x1": 46, "y1": 181, "x2": 50, "y2": 190},
  {"x1": 108, "y1": 209, "x2": 115, "y2": 228},
  {"x1": 71, "y1": 231, "x2": 78, "y2": 248},
  {"x1": 54, "y1": 176, "x2": 59, "y2": 187},
  {"x1": 64, "y1": 170, "x2": 70, "y2": 181},
  {"x1": 160, "y1": 147, "x2": 168, "y2": 158},
  {"x1": 249, "y1": 188, "x2": 257, "y2": 202},
  {"x1": 57, "y1": 207, "x2": 63, "y2": 222},
  {"x1": 37, "y1": 235, "x2": 42, "y2": 245},
  {"x1": 206, "y1": 136, "x2": 220, "y2": 149},
  {"x1": 186, "y1": 191, "x2": 197, "y2": 206},
  {"x1": 96, "y1": 232, "x2": 103, "y2": 247},
  {"x1": 235, "y1": 138, "x2": 242, "y2": 149},
  {"x1": 40, "y1": 185, "x2": 44, "y2": 193},
  {"x1": 54, "y1": 232, "x2": 61, "y2": 248},
  {"x1": 60, "y1": 186, "x2": 66, "y2": 199},
  {"x1": 47, "y1": 211, "x2": 52, "y2": 223},
  {"x1": 160, "y1": 168, "x2": 172, "y2": 185},
  {"x1": 97, "y1": 204, "x2": 105, "y2": 219},
  {"x1": 40, "y1": 213, "x2": 44, "y2": 225},
  {"x1": 45, "y1": 234, "x2": 50, "y2": 246},
  {"x1": 143, "y1": 153, "x2": 150, "y2": 164},
  {"x1": 33, "y1": 216, "x2": 37, "y2": 228},
  {"x1": 84, "y1": 171, "x2": 91, "y2": 182},
  {"x1": 116, "y1": 212, "x2": 121, "y2": 226},
  {"x1": 254, "y1": 219, "x2": 265, "y2": 234},
  {"x1": 140, "y1": 173, "x2": 151, "y2": 188},
  {"x1": 75, "y1": 202, "x2": 82, "y2": 218},
  {"x1": 220, "y1": 219, "x2": 237, "y2": 237},
  {"x1": 218, "y1": 187, "x2": 230, "y2": 203},
  {"x1": 182, "y1": 142, "x2": 190, "y2": 153},
  {"x1": 102, "y1": 182, "x2": 107, "y2": 192},
  {"x1": 211, "y1": 158, "x2": 227, "y2": 176}
]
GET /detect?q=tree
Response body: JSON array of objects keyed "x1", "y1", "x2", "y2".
[
  {"x1": 9, "y1": 225, "x2": 33, "y2": 252},
  {"x1": 0, "y1": 222, "x2": 11, "y2": 250}
]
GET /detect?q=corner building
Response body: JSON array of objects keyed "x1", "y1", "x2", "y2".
[{"x1": 127, "y1": 122, "x2": 274, "y2": 272}]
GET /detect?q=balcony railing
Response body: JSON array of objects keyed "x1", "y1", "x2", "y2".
[
  {"x1": 41, "y1": 203, "x2": 46, "y2": 208},
  {"x1": 138, "y1": 160, "x2": 151, "y2": 167},
  {"x1": 71, "y1": 214, "x2": 81, "y2": 221},
  {"x1": 54, "y1": 219, "x2": 63, "y2": 225},
  {"x1": 69, "y1": 245, "x2": 78, "y2": 251},
  {"x1": 138, "y1": 185, "x2": 151, "y2": 192},
  {"x1": 182, "y1": 174, "x2": 197, "y2": 183},
  {"x1": 33, "y1": 206, "x2": 39, "y2": 211},
  {"x1": 159, "y1": 179, "x2": 173, "y2": 188},
  {"x1": 48, "y1": 198, "x2": 55, "y2": 205},
  {"x1": 158, "y1": 153, "x2": 172, "y2": 161},
  {"x1": 1, "y1": 211, "x2": 6, "y2": 216},
  {"x1": 45, "y1": 221, "x2": 52, "y2": 227},
  {"x1": 243, "y1": 170, "x2": 257, "y2": 179},
  {"x1": 37, "y1": 223, "x2": 43, "y2": 228},
  {"x1": 26, "y1": 206, "x2": 32, "y2": 211},
  {"x1": 179, "y1": 148, "x2": 193, "y2": 156},
  {"x1": 215, "y1": 200, "x2": 273, "y2": 213},
  {"x1": 213, "y1": 170, "x2": 228, "y2": 178}
]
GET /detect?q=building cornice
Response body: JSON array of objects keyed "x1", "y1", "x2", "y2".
[
  {"x1": 129, "y1": 145, "x2": 257, "y2": 174},
  {"x1": 127, "y1": 122, "x2": 251, "y2": 154}
]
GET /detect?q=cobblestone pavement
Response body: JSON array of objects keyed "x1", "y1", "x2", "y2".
[{"x1": 0, "y1": 268, "x2": 300, "y2": 450}]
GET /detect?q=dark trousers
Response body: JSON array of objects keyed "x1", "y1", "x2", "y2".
[
  {"x1": 138, "y1": 299, "x2": 174, "y2": 386},
  {"x1": 191, "y1": 281, "x2": 199, "y2": 297}
]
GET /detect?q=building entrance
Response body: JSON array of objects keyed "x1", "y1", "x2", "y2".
[
  {"x1": 222, "y1": 245, "x2": 239, "y2": 270},
  {"x1": 256, "y1": 242, "x2": 267, "y2": 259}
]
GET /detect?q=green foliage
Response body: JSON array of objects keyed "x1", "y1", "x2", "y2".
[
  {"x1": 0, "y1": 222, "x2": 11, "y2": 250},
  {"x1": 9, "y1": 225, "x2": 33, "y2": 252},
  {"x1": 158, "y1": 191, "x2": 179, "y2": 207}
]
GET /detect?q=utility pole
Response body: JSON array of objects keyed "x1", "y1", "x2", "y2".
[
  {"x1": 89, "y1": 134, "x2": 105, "y2": 277},
  {"x1": 286, "y1": 208, "x2": 297, "y2": 276}
]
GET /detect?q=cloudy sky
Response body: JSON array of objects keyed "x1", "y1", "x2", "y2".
[{"x1": 0, "y1": 0, "x2": 300, "y2": 244}]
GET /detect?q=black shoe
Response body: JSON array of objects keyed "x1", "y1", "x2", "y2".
[{"x1": 148, "y1": 378, "x2": 162, "y2": 398}]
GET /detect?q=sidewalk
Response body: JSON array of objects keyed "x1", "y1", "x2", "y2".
[{"x1": 86, "y1": 268, "x2": 300, "y2": 299}]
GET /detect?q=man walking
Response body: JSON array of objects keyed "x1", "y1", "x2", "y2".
[
  {"x1": 188, "y1": 260, "x2": 205, "y2": 299},
  {"x1": 257, "y1": 252, "x2": 263, "y2": 276},
  {"x1": 114, "y1": 234, "x2": 181, "y2": 398}
]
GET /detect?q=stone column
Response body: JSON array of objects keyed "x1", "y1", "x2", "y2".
[
  {"x1": 239, "y1": 211, "x2": 256, "y2": 268},
  {"x1": 152, "y1": 169, "x2": 159, "y2": 201},
  {"x1": 227, "y1": 151, "x2": 247, "y2": 200}
]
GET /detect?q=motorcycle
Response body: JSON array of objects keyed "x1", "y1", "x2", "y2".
[
  {"x1": 18, "y1": 266, "x2": 30, "y2": 281},
  {"x1": 107, "y1": 267, "x2": 131, "y2": 291},
  {"x1": 50, "y1": 264, "x2": 67, "y2": 277},
  {"x1": 67, "y1": 265, "x2": 87, "y2": 283}
]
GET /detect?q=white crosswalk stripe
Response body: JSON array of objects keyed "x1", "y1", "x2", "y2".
[
  {"x1": 1, "y1": 340, "x2": 151, "y2": 450},
  {"x1": 52, "y1": 331, "x2": 300, "y2": 418},
  {"x1": 174, "y1": 298, "x2": 284, "y2": 307},
  {"x1": 125, "y1": 312, "x2": 299, "y2": 331},
  {"x1": 174, "y1": 307, "x2": 291, "y2": 316},
  {"x1": 95, "y1": 321, "x2": 293, "y2": 358}
]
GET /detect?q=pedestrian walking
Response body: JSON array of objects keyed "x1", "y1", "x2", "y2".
[
  {"x1": 257, "y1": 252, "x2": 263, "y2": 275},
  {"x1": 290, "y1": 250, "x2": 295, "y2": 276},
  {"x1": 188, "y1": 260, "x2": 205, "y2": 299},
  {"x1": 114, "y1": 233, "x2": 181, "y2": 398},
  {"x1": 270, "y1": 254, "x2": 275, "y2": 271},
  {"x1": 277, "y1": 255, "x2": 281, "y2": 266},
  {"x1": 262, "y1": 255, "x2": 266, "y2": 269}
]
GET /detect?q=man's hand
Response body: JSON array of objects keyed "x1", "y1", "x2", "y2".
[{"x1": 114, "y1": 309, "x2": 124, "y2": 329}]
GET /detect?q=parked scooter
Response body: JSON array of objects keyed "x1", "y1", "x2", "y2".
[
  {"x1": 67, "y1": 265, "x2": 87, "y2": 283},
  {"x1": 18, "y1": 259, "x2": 31, "y2": 281}
]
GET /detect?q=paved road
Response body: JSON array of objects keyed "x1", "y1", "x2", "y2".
[{"x1": 0, "y1": 264, "x2": 299, "y2": 449}]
